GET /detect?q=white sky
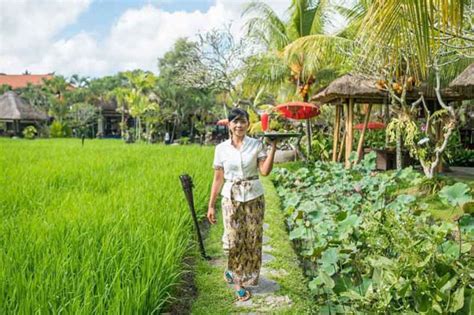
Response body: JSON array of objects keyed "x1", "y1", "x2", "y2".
[{"x1": 0, "y1": 0, "x2": 349, "y2": 78}]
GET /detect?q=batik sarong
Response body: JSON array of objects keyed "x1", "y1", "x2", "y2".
[{"x1": 221, "y1": 193, "x2": 265, "y2": 286}]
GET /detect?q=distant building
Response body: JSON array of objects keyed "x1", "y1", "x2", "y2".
[
  {"x1": 0, "y1": 73, "x2": 54, "y2": 89},
  {"x1": 0, "y1": 91, "x2": 49, "y2": 136}
]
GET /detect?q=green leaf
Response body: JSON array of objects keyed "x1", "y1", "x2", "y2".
[
  {"x1": 299, "y1": 200, "x2": 318, "y2": 213},
  {"x1": 438, "y1": 275, "x2": 457, "y2": 294},
  {"x1": 449, "y1": 286, "x2": 464, "y2": 312},
  {"x1": 319, "y1": 270, "x2": 335, "y2": 289},
  {"x1": 340, "y1": 290, "x2": 363, "y2": 300},
  {"x1": 289, "y1": 225, "x2": 307, "y2": 240},
  {"x1": 439, "y1": 183, "x2": 472, "y2": 207},
  {"x1": 308, "y1": 277, "x2": 323, "y2": 291}
]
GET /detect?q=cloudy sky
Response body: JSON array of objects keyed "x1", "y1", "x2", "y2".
[{"x1": 0, "y1": 0, "x2": 347, "y2": 78}]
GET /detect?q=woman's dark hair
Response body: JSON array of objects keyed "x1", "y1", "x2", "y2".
[{"x1": 227, "y1": 108, "x2": 249, "y2": 123}]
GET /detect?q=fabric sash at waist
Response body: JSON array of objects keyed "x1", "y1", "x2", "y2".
[{"x1": 226, "y1": 175, "x2": 260, "y2": 203}]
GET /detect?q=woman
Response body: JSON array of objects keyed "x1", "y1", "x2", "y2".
[{"x1": 207, "y1": 108, "x2": 277, "y2": 301}]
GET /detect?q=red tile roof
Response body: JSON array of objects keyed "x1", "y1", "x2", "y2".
[{"x1": 0, "y1": 74, "x2": 54, "y2": 89}]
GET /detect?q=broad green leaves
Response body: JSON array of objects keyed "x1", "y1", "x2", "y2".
[
  {"x1": 439, "y1": 182, "x2": 472, "y2": 208},
  {"x1": 272, "y1": 155, "x2": 472, "y2": 313}
]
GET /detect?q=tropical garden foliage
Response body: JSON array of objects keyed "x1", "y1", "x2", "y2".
[
  {"x1": 1, "y1": 1, "x2": 473, "y2": 312},
  {"x1": 273, "y1": 154, "x2": 473, "y2": 313}
]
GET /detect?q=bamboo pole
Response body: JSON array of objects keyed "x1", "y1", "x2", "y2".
[
  {"x1": 345, "y1": 99, "x2": 354, "y2": 168},
  {"x1": 306, "y1": 118, "x2": 312, "y2": 158},
  {"x1": 332, "y1": 104, "x2": 341, "y2": 162},
  {"x1": 355, "y1": 103, "x2": 373, "y2": 165},
  {"x1": 337, "y1": 130, "x2": 346, "y2": 162}
]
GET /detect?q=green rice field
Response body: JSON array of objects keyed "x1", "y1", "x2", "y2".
[{"x1": 0, "y1": 139, "x2": 213, "y2": 313}]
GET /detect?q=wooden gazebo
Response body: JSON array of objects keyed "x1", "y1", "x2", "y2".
[
  {"x1": 312, "y1": 74, "x2": 465, "y2": 168},
  {"x1": 0, "y1": 91, "x2": 48, "y2": 136}
]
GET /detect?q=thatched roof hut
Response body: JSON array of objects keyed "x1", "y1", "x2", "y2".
[
  {"x1": 449, "y1": 63, "x2": 474, "y2": 100},
  {"x1": 312, "y1": 73, "x2": 464, "y2": 104},
  {"x1": 0, "y1": 91, "x2": 48, "y2": 121},
  {"x1": 311, "y1": 74, "x2": 386, "y2": 104}
]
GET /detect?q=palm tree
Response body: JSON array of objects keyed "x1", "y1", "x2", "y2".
[
  {"x1": 108, "y1": 87, "x2": 130, "y2": 138},
  {"x1": 243, "y1": 0, "x2": 352, "y2": 156},
  {"x1": 42, "y1": 76, "x2": 70, "y2": 123},
  {"x1": 122, "y1": 71, "x2": 158, "y2": 141},
  {"x1": 244, "y1": 0, "x2": 351, "y2": 101}
]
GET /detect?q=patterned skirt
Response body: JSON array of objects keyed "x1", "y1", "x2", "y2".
[{"x1": 221, "y1": 195, "x2": 265, "y2": 286}]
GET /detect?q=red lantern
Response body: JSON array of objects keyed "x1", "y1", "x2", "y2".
[
  {"x1": 261, "y1": 113, "x2": 269, "y2": 131},
  {"x1": 216, "y1": 119, "x2": 229, "y2": 126}
]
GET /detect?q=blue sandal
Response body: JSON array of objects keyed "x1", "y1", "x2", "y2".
[
  {"x1": 236, "y1": 287, "x2": 251, "y2": 301},
  {"x1": 223, "y1": 270, "x2": 234, "y2": 284}
]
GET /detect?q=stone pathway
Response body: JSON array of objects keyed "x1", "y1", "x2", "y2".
[
  {"x1": 192, "y1": 178, "x2": 313, "y2": 314},
  {"x1": 209, "y1": 222, "x2": 293, "y2": 313}
]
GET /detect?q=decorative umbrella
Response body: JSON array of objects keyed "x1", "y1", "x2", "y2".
[
  {"x1": 216, "y1": 118, "x2": 229, "y2": 126},
  {"x1": 273, "y1": 102, "x2": 321, "y2": 156},
  {"x1": 353, "y1": 122, "x2": 385, "y2": 130},
  {"x1": 275, "y1": 102, "x2": 320, "y2": 120}
]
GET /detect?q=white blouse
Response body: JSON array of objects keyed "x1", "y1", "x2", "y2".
[{"x1": 213, "y1": 136, "x2": 268, "y2": 202}]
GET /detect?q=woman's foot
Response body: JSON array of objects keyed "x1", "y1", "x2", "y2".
[
  {"x1": 223, "y1": 270, "x2": 234, "y2": 284},
  {"x1": 235, "y1": 287, "x2": 251, "y2": 301}
]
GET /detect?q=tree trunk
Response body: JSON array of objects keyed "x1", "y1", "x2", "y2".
[
  {"x1": 383, "y1": 99, "x2": 390, "y2": 147},
  {"x1": 355, "y1": 104, "x2": 373, "y2": 165},
  {"x1": 332, "y1": 104, "x2": 341, "y2": 162},
  {"x1": 146, "y1": 121, "x2": 150, "y2": 143},
  {"x1": 396, "y1": 127, "x2": 402, "y2": 170},
  {"x1": 345, "y1": 99, "x2": 354, "y2": 169},
  {"x1": 306, "y1": 118, "x2": 312, "y2": 157},
  {"x1": 121, "y1": 103, "x2": 125, "y2": 139},
  {"x1": 136, "y1": 117, "x2": 141, "y2": 141},
  {"x1": 171, "y1": 117, "x2": 178, "y2": 144}
]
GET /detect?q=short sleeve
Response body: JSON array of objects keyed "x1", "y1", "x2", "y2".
[
  {"x1": 257, "y1": 140, "x2": 267, "y2": 162},
  {"x1": 213, "y1": 146, "x2": 223, "y2": 170}
]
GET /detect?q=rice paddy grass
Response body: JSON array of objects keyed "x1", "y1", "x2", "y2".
[{"x1": 0, "y1": 138, "x2": 213, "y2": 313}]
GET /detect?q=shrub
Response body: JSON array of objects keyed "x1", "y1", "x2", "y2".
[
  {"x1": 179, "y1": 137, "x2": 190, "y2": 145},
  {"x1": 50, "y1": 121, "x2": 72, "y2": 138},
  {"x1": 22, "y1": 126, "x2": 37, "y2": 139}
]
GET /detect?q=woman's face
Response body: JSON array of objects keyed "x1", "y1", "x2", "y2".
[{"x1": 229, "y1": 116, "x2": 249, "y2": 138}]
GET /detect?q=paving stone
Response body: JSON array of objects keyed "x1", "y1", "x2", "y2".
[
  {"x1": 251, "y1": 276, "x2": 280, "y2": 295},
  {"x1": 262, "y1": 236, "x2": 270, "y2": 244},
  {"x1": 209, "y1": 258, "x2": 225, "y2": 267},
  {"x1": 261, "y1": 267, "x2": 289, "y2": 278},
  {"x1": 262, "y1": 244, "x2": 273, "y2": 252},
  {"x1": 262, "y1": 253, "x2": 275, "y2": 264},
  {"x1": 263, "y1": 223, "x2": 270, "y2": 231},
  {"x1": 262, "y1": 295, "x2": 292, "y2": 309},
  {"x1": 235, "y1": 298, "x2": 254, "y2": 308}
]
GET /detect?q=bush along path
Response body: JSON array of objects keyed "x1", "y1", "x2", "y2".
[
  {"x1": 191, "y1": 177, "x2": 316, "y2": 314},
  {"x1": 272, "y1": 152, "x2": 473, "y2": 314}
]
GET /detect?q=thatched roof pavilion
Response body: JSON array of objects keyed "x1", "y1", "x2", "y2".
[
  {"x1": 0, "y1": 91, "x2": 48, "y2": 121},
  {"x1": 0, "y1": 91, "x2": 48, "y2": 135},
  {"x1": 312, "y1": 74, "x2": 387, "y2": 104},
  {"x1": 449, "y1": 63, "x2": 474, "y2": 100},
  {"x1": 312, "y1": 73, "x2": 464, "y2": 104},
  {"x1": 311, "y1": 73, "x2": 465, "y2": 168}
]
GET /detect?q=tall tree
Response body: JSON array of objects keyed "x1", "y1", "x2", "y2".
[{"x1": 243, "y1": 0, "x2": 352, "y2": 102}]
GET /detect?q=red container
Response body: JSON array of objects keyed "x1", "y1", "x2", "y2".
[{"x1": 261, "y1": 113, "x2": 269, "y2": 131}]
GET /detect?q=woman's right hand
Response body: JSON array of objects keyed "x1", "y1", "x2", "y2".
[{"x1": 207, "y1": 206, "x2": 217, "y2": 225}]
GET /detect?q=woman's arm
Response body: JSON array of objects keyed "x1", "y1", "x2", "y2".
[
  {"x1": 259, "y1": 142, "x2": 277, "y2": 176},
  {"x1": 207, "y1": 168, "x2": 224, "y2": 224}
]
